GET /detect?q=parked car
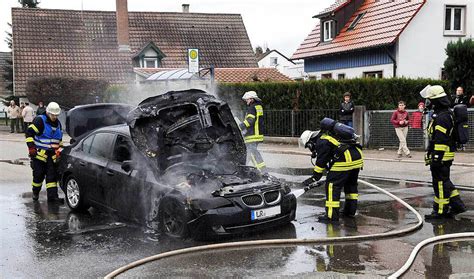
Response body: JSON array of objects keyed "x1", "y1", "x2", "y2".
[{"x1": 58, "y1": 89, "x2": 296, "y2": 238}]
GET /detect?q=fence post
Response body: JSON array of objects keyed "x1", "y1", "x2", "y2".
[
  {"x1": 354, "y1": 105, "x2": 366, "y2": 145},
  {"x1": 291, "y1": 110, "x2": 295, "y2": 137}
]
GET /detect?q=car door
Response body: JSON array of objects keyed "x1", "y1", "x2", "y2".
[
  {"x1": 72, "y1": 134, "x2": 96, "y2": 200},
  {"x1": 86, "y1": 132, "x2": 116, "y2": 206},
  {"x1": 104, "y1": 134, "x2": 141, "y2": 218}
]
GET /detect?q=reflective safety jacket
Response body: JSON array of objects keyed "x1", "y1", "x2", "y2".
[
  {"x1": 427, "y1": 109, "x2": 455, "y2": 162},
  {"x1": 312, "y1": 133, "x2": 364, "y2": 175},
  {"x1": 242, "y1": 101, "x2": 264, "y2": 143},
  {"x1": 26, "y1": 115, "x2": 63, "y2": 162}
]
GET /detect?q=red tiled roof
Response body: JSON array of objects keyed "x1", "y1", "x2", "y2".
[
  {"x1": 292, "y1": 0, "x2": 425, "y2": 60},
  {"x1": 12, "y1": 8, "x2": 257, "y2": 95},
  {"x1": 315, "y1": 0, "x2": 351, "y2": 17},
  {"x1": 214, "y1": 68, "x2": 293, "y2": 83},
  {"x1": 134, "y1": 67, "x2": 293, "y2": 83}
]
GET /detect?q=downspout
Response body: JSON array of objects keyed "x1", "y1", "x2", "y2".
[{"x1": 384, "y1": 45, "x2": 397, "y2": 78}]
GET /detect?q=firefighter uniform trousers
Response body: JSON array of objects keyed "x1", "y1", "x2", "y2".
[
  {"x1": 430, "y1": 161, "x2": 464, "y2": 215},
  {"x1": 31, "y1": 151, "x2": 59, "y2": 199}
]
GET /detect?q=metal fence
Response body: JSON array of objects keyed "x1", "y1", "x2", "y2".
[
  {"x1": 264, "y1": 108, "x2": 474, "y2": 151},
  {"x1": 367, "y1": 109, "x2": 474, "y2": 151},
  {"x1": 265, "y1": 109, "x2": 339, "y2": 137}
]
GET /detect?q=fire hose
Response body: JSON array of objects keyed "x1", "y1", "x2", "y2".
[{"x1": 104, "y1": 179, "x2": 428, "y2": 278}]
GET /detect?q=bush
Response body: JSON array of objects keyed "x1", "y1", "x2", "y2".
[
  {"x1": 26, "y1": 77, "x2": 109, "y2": 109},
  {"x1": 217, "y1": 78, "x2": 449, "y2": 111},
  {"x1": 444, "y1": 39, "x2": 474, "y2": 95}
]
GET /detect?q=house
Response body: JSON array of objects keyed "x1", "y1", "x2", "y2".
[
  {"x1": 11, "y1": 1, "x2": 259, "y2": 96},
  {"x1": 0, "y1": 52, "x2": 13, "y2": 98},
  {"x1": 257, "y1": 49, "x2": 305, "y2": 80},
  {"x1": 292, "y1": 0, "x2": 473, "y2": 80}
]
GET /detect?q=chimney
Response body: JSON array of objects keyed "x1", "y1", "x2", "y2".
[
  {"x1": 182, "y1": 4, "x2": 190, "y2": 13},
  {"x1": 116, "y1": 0, "x2": 130, "y2": 52}
]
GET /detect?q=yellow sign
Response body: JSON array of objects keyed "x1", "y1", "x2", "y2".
[
  {"x1": 189, "y1": 49, "x2": 198, "y2": 59},
  {"x1": 188, "y1": 48, "x2": 199, "y2": 73}
]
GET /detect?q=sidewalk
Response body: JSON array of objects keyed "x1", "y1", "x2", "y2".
[{"x1": 260, "y1": 142, "x2": 473, "y2": 187}]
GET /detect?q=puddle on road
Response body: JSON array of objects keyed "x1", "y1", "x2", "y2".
[{"x1": 10, "y1": 175, "x2": 474, "y2": 278}]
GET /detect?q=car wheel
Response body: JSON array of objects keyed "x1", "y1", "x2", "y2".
[
  {"x1": 65, "y1": 176, "x2": 90, "y2": 212},
  {"x1": 159, "y1": 197, "x2": 192, "y2": 238}
]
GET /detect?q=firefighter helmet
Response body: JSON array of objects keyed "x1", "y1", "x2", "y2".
[
  {"x1": 46, "y1": 102, "x2": 61, "y2": 115},
  {"x1": 420, "y1": 85, "x2": 447, "y2": 99},
  {"x1": 242, "y1": 91, "x2": 261, "y2": 101},
  {"x1": 300, "y1": 130, "x2": 321, "y2": 147}
]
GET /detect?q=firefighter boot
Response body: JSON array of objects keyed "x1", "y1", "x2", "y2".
[
  {"x1": 424, "y1": 211, "x2": 452, "y2": 220},
  {"x1": 449, "y1": 196, "x2": 467, "y2": 216},
  {"x1": 32, "y1": 190, "x2": 40, "y2": 201},
  {"x1": 47, "y1": 188, "x2": 64, "y2": 204},
  {"x1": 342, "y1": 200, "x2": 357, "y2": 218},
  {"x1": 317, "y1": 215, "x2": 340, "y2": 224}
]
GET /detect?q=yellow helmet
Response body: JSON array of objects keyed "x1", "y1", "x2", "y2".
[{"x1": 419, "y1": 85, "x2": 447, "y2": 99}]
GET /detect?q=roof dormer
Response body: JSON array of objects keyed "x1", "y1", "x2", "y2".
[{"x1": 132, "y1": 42, "x2": 166, "y2": 68}]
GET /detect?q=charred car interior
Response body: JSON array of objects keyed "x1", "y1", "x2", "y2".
[{"x1": 58, "y1": 89, "x2": 296, "y2": 239}]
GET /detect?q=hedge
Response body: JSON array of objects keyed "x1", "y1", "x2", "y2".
[
  {"x1": 217, "y1": 78, "x2": 449, "y2": 111},
  {"x1": 26, "y1": 77, "x2": 109, "y2": 109}
]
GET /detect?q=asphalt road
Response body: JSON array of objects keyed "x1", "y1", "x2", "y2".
[{"x1": 1, "y1": 137, "x2": 474, "y2": 278}]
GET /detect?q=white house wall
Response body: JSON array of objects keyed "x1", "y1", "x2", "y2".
[
  {"x1": 397, "y1": 0, "x2": 473, "y2": 79},
  {"x1": 308, "y1": 63, "x2": 394, "y2": 79},
  {"x1": 258, "y1": 51, "x2": 305, "y2": 79}
]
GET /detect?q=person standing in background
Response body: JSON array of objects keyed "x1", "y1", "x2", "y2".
[
  {"x1": 390, "y1": 101, "x2": 411, "y2": 158},
  {"x1": 22, "y1": 102, "x2": 35, "y2": 133},
  {"x1": 7, "y1": 100, "x2": 21, "y2": 133},
  {"x1": 339, "y1": 92, "x2": 354, "y2": 127},
  {"x1": 410, "y1": 102, "x2": 425, "y2": 129},
  {"x1": 19, "y1": 102, "x2": 25, "y2": 132},
  {"x1": 36, "y1": 101, "x2": 46, "y2": 116},
  {"x1": 451, "y1": 87, "x2": 470, "y2": 107}
]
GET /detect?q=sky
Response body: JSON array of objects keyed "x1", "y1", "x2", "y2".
[{"x1": 0, "y1": 0, "x2": 334, "y2": 56}]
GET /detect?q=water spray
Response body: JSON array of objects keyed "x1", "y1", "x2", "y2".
[{"x1": 290, "y1": 180, "x2": 325, "y2": 199}]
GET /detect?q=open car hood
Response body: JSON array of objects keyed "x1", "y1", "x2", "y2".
[
  {"x1": 66, "y1": 103, "x2": 135, "y2": 140},
  {"x1": 127, "y1": 89, "x2": 247, "y2": 176}
]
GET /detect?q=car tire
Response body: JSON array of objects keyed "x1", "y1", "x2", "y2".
[
  {"x1": 158, "y1": 196, "x2": 192, "y2": 238},
  {"x1": 65, "y1": 175, "x2": 90, "y2": 212}
]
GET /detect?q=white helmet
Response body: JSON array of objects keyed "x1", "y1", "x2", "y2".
[
  {"x1": 242, "y1": 91, "x2": 261, "y2": 101},
  {"x1": 300, "y1": 130, "x2": 320, "y2": 147},
  {"x1": 46, "y1": 102, "x2": 61, "y2": 115},
  {"x1": 420, "y1": 85, "x2": 447, "y2": 99}
]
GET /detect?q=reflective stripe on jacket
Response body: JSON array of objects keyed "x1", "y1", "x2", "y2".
[
  {"x1": 427, "y1": 110, "x2": 455, "y2": 161},
  {"x1": 243, "y1": 102, "x2": 264, "y2": 143},
  {"x1": 33, "y1": 115, "x2": 63, "y2": 151},
  {"x1": 312, "y1": 134, "x2": 364, "y2": 174}
]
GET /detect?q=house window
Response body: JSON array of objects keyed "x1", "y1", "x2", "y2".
[
  {"x1": 363, "y1": 71, "x2": 383, "y2": 78},
  {"x1": 337, "y1": 73, "x2": 346, "y2": 80},
  {"x1": 323, "y1": 20, "x2": 334, "y2": 42},
  {"x1": 321, "y1": 73, "x2": 332, "y2": 79},
  {"x1": 444, "y1": 6, "x2": 466, "y2": 35},
  {"x1": 144, "y1": 58, "x2": 158, "y2": 68},
  {"x1": 270, "y1": 57, "x2": 278, "y2": 66},
  {"x1": 348, "y1": 12, "x2": 365, "y2": 30}
]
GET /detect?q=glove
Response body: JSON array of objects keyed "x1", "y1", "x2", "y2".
[
  {"x1": 424, "y1": 153, "x2": 431, "y2": 166},
  {"x1": 302, "y1": 177, "x2": 317, "y2": 186},
  {"x1": 55, "y1": 148, "x2": 62, "y2": 159},
  {"x1": 432, "y1": 151, "x2": 444, "y2": 163},
  {"x1": 302, "y1": 173, "x2": 323, "y2": 186},
  {"x1": 28, "y1": 147, "x2": 37, "y2": 158}
]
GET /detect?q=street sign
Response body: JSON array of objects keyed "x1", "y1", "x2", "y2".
[{"x1": 188, "y1": 48, "x2": 199, "y2": 73}]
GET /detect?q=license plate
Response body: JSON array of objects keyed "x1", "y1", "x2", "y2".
[{"x1": 251, "y1": 206, "x2": 281, "y2": 221}]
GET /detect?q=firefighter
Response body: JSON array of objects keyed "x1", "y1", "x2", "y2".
[
  {"x1": 420, "y1": 85, "x2": 466, "y2": 219},
  {"x1": 240, "y1": 91, "x2": 267, "y2": 172},
  {"x1": 25, "y1": 102, "x2": 64, "y2": 203},
  {"x1": 300, "y1": 118, "x2": 363, "y2": 223}
]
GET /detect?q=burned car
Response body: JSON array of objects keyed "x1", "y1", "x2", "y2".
[{"x1": 58, "y1": 89, "x2": 296, "y2": 238}]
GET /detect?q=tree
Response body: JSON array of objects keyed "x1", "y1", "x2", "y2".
[
  {"x1": 254, "y1": 46, "x2": 263, "y2": 58},
  {"x1": 19, "y1": 0, "x2": 40, "y2": 8},
  {"x1": 444, "y1": 39, "x2": 474, "y2": 95},
  {"x1": 3, "y1": 23, "x2": 13, "y2": 94}
]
